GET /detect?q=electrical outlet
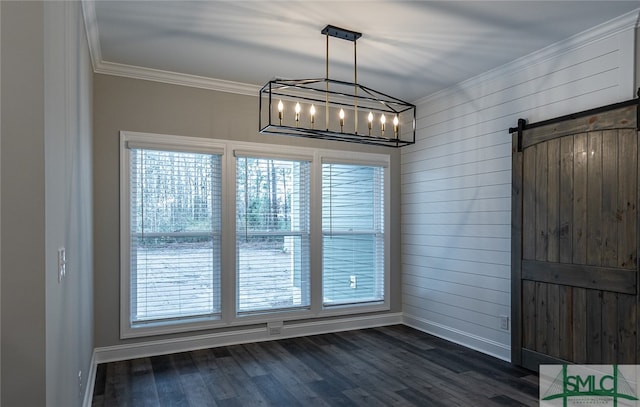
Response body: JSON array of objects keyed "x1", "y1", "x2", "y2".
[
  {"x1": 349, "y1": 275, "x2": 357, "y2": 289},
  {"x1": 267, "y1": 321, "x2": 283, "y2": 335},
  {"x1": 58, "y1": 248, "x2": 66, "y2": 283},
  {"x1": 499, "y1": 316, "x2": 509, "y2": 331}
]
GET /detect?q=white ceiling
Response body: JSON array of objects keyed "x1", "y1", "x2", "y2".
[{"x1": 86, "y1": 1, "x2": 640, "y2": 102}]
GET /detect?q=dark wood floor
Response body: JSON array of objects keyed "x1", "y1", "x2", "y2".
[{"x1": 91, "y1": 325, "x2": 539, "y2": 406}]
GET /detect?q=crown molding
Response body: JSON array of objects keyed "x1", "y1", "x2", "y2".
[
  {"x1": 80, "y1": 0, "x2": 260, "y2": 97},
  {"x1": 94, "y1": 61, "x2": 261, "y2": 97},
  {"x1": 414, "y1": 7, "x2": 640, "y2": 105},
  {"x1": 80, "y1": 0, "x2": 101, "y2": 72}
]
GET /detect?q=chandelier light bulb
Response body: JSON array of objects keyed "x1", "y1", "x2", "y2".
[
  {"x1": 339, "y1": 109, "x2": 345, "y2": 132},
  {"x1": 393, "y1": 115, "x2": 399, "y2": 136},
  {"x1": 277, "y1": 100, "x2": 284, "y2": 124},
  {"x1": 295, "y1": 102, "x2": 301, "y2": 124},
  {"x1": 309, "y1": 104, "x2": 316, "y2": 126},
  {"x1": 380, "y1": 114, "x2": 386, "y2": 134}
]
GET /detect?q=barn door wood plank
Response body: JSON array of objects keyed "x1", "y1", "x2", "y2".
[
  {"x1": 586, "y1": 289, "x2": 603, "y2": 363},
  {"x1": 573, "y1": 133, "x2": 588, "y2": 265},
  {"x1": 522, "y1": 280, "x2": 537, "y2": 351},
  {"x1": 536, "y1": 143, "x2": 549, "y2": 261},
  {"x1": 547, "y1": 284, "x2": 560, "y2": 358},
  {"x1": 572, "y1": 287, "x2": 587, "y2": 363},
  {"x1": 587, "y1": 132, "x2": 603, "y2": 266},
  {"x1": 602, "y1": 130, "x2": 619, "y2": 267},
  {"x1": 521, "y1": 105, "x2": 637, "y2": 149},
  {"x1": 558, "y1": 285, "x2": 573, "y2": 360},
  {"x1": 522, "y1": 147, "x2": 536, "y2": 261},
  {"x1": 521, "y1": 260, "x2": 636, "y2": 294},
  {"x1": 617, "y1": 293, "x2": 637, "y2": 363},
  {"x1": 535, "y1": 282, "x2": 548, "y2": 354},
  {"x1": 601, "y1": 291, "x2": 618, "y2": 363},
  {"x1": 547, "y1": 139, "x2": 560, "y2": 263},
  {"x1": 559, "y1": 136, "x2": 574, "y2": 264},
  {"x1": 618, "y1": 129, "x2": 637, "y2": 270}
]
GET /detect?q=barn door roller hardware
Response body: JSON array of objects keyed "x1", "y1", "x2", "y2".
[{"x1": 509, "y1": 88, "x2": 640, "y2": 152}]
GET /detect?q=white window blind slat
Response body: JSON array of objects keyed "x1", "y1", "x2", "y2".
[
  {"x1": 233, "y1": 149, "x2": 313, "y2": 162},
  {"x1": 321, "y1": 157, "x2": 389, "y2": 168},
  {"x1": 127, "y1": 140, "x2": 225, "y2": 156}
]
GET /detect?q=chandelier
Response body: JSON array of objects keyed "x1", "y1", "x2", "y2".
[{"x1": 259, "y1": 25, "x2": 416, "y2": 147}]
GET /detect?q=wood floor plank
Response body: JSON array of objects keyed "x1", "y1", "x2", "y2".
[
  {"x1": 243, "y1": 342, "x2": 329, "y2": 406},
  {"x1": 396, "y1": 387, "x2": 450, "y2": 407},
  {"x1": 342, "y1": 387, "x2": 392, "y2": 407},
  {"x1": 307, "y1": 379, "x2": 359, "y2": 406},
  {"x1": 225, "y1": 344, "x2": 268, "y2": 378},
  {"x1": 214, "y1": 353, "x2": 269, "y2": 406},
  {"x1": 178, "y1": 372, "x2": 218, "y2": 407},
  {"x1": 190, "y1": 350, "x2": 237, "y2": 401},
  {"x1": 150, "y1": 355, "x2": 190, "y2": 407},
  {"x1": 251, "y1": 374, "x2": 303, "y2": 406},
  {"x1": 92, "y1": 326, "x2": 538, "y2": 407}
]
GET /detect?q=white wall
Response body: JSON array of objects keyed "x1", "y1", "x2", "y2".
[
  {"x1": 44, "y1": 2, "x2": 94, "y2": 406},
  {"x1": 401, "y1": 10, "x2": 639, "y2": 361}
]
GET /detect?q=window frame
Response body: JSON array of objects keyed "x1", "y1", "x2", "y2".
[
  {"x1": 120, "y1": 131, "x2": 390, "y2": 339},
  {"x1": 120, "y1": 131, "x2": 228, "y2": 338}
]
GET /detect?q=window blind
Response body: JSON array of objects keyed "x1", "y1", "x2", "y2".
[
  {"x1": 129, "y1": 148, "x2": 222, "y2": 324},
  {"x1": 236, "y1": 157, "x2": 310, "y2": 314},
  {"x1": 322, "y1": 163, "x2": 384, "y2": 306}
]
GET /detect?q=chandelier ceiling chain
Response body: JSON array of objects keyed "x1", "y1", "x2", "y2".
[{"x1": 259, "y1": 25, "x2": 416, "y2": 147}]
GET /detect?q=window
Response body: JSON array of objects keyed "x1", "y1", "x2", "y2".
[
  {"x1": 322, "y1": 162, "x2": 385, "y2": 306},
  {"x1": 122, "y1": 135, "x2": 222, "y2": 336},
  {"x1": 236, "y1": 155, "x2": 310, "y2": 314},
  {"x1": 121, "y1": 131, "x2": 389, "y2": 337}
]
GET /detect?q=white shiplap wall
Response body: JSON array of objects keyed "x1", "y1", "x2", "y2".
[{"x1": 401, "y1": 10, "x2": 639, "y2": 361}]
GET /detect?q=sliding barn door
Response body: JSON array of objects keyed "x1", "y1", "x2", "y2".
[{"x1": 511, "y1": 104, "x2": 639, "y2": 370}]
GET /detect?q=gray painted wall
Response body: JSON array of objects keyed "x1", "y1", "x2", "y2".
[
  {"x1": 1, "y1": 2, "x2": 46, "y2": 405},
  {"x1": 1, "y1": 1, "x2": 93, "y2": 406},
  {"x1": 93, "y1": 74, "x2": 402, "y2": 348}
]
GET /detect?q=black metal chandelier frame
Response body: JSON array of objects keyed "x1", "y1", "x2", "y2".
[{"x1": 259, "y1": 25, "x2": 416, "y2": 148}]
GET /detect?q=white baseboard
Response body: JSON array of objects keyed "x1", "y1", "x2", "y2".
[
  {"x1": 94, "y1": 312, "x2": 402, "y2": 365},
  {"x1": 82, "y1": 351, "x2": 97, "y2": 407},
  {"x1": 403, "y1": 313, "x2": 511, "y2": 362}
]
